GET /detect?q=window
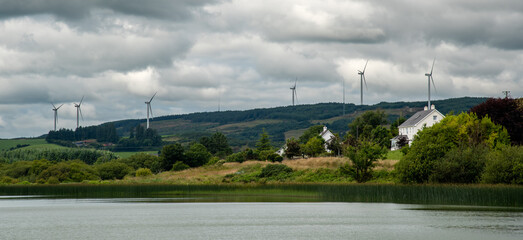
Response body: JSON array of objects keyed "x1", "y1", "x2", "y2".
[{"x1": 433, "y1": 115, "x2": 437, "y2": 121}]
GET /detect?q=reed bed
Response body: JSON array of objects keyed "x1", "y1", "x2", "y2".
[{"x1": 1, "y1": 184, "x2": 521, "y2": 207}]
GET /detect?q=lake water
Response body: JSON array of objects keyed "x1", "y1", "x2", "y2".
[{"x1": 1, "y1": 197, "x2": 522, "y2": 240}]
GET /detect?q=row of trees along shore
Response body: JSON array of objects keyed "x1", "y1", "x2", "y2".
[{"x1": 1, "y1": 97, "x2": 521, "y2": 185}]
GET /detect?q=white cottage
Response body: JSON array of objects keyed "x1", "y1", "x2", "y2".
[
  {"x1": 391, "y1": 105, "x2": 444, "y2": 150},
  {"x1": 319, "y1": 126, "x2": 335, "y2": 153}
]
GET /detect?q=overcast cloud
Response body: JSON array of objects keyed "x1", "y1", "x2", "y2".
[{"x1": 0, "y1": 0, "x2": 521, "y2": 138}]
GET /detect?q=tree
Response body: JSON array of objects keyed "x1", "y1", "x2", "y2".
[
  {"x1": 119, "y1": 153, "x2": 161, "y2": 173},
  {"x1": 285, "y1": 138, "x2": 301, "y2": 159},
  {"x1": 326, "y1": 134, "x2": 342, "y2": 156},
  {"x1": 344, "y1": 140, "x2": 386, "y2": 182},
  {"x1": 470, "y1": 97, "x2": 523, "y2": 145},
  {"x1": 185, "y1": 143, "x2": 212, "y2": 167},
  {"x1": 256, "y1": 129, "x2": 272, "y2": 151},
  {"x1": 390, "y1": 117, "x2": 407, "y2": 136},
  {"x1": 302, "y1": 137, "x2": 325, "y2": 157},
  {"x1": 200, "y1": 132, "x2": 232, "y2": 156},
  {"x1": 348, "y1": 110, "x2": 388, "y2": 139},
  {"x1": 299, "y1": 125, "x2": 324, "y2": 144},
  {"x1": 135, "y1": 124, "x2": 145, "y2": 142},
  {"x1": 396, "y1": 135, "x2": 408, "y2": 149},
  {"x1": 160, "y1": 143, "x2": 185, "y2": 171},
  {"x1": 370, "y1": 125, "x2": 392, "y2": 149}
]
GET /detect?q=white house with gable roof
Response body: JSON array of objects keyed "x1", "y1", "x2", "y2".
[
  {"x1": 391, "y1": 104, "x2": 444, "y2": 150},
  {"x1": 319, "y1": 126, "x2": 335, "y2": 153}
]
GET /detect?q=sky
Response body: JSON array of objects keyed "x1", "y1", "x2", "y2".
[{"x1": 0, "y1": 0, "x2": 522, "y2": 138}]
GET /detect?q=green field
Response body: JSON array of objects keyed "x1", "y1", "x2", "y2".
[
  {"x1": 386, "y1": 150, "x2": 404, "y2": 160},
  {"x1": 0, "y1": 138, "x2": 59, "y2": 151},
  {"x1": 0, "y1": 138, "x2": 159, "y2": 159}
]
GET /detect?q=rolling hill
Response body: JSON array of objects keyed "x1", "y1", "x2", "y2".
[{"x1": 107, "y1": 97, "x2": 488, "y2": 150}]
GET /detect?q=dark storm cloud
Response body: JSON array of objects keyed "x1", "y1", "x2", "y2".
[{"x1": 0, "y1": 0, "x2": 220, "y2": 21}]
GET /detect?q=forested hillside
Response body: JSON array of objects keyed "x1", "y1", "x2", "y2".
[{"x1": 106, "y1": 97, "x2": 487, "y2": 150}]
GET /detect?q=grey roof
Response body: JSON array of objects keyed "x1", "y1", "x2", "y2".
[
  {"x1": 390, "y1": 135, "x2": 408, "y2": 141},
  {"x1": 399, "y1": 109, "x2": 437, "y2": 128}
]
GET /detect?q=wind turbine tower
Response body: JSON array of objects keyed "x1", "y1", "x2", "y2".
[
  {"x1": 425, "y1": 58, "x2": 437, "y2": 109},
  {"x1": 51, "y1": 103, "x2": 63, "y2": 131},
  {"x1": 145, "y1": 92, "x2": 157, "y2": 129},
  {"x1": 74, "y1": 96, "x2": 84, "y2": 129},
  {"x1": 357, "y1": 60, "x2": 369, "y2": 105},
  {"x1": 290, "y1": 79, "x2": 298, "y2": 106}
]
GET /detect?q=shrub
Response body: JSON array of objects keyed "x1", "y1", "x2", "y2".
[
  {"x1": 273, "y1": 155, "x2": 283, "y2": 162},
  {"x1": 96, "y1": 161, "x2": 133, "y2": 180},
  {"x1": 205, "y1": 156, "x2": 221, "y2": 166},
  {"x1": 430, "y1": 146, "x2": 488, "y2": 183},
  {"x1": 482, "y1": 145, "x2": 523, "y2": 184},
  {"x1": 4, "y1": 161, "x2": 32, "y2": 179},
  {"x1": 47, "y1": 176, "x2": 60, "y2": 184},
  {"x1": 37, "y1": 160, "x2": 99, "y2": 183},
  {"x1": 223, "y1": 164, "x2": 263, "y2": 183},
  {"x1": 258, "y1": 164, "x2": 293, "y2": 180},
  {"x1": 225, "y1": 152, "x2": 245, "y2": 163},
  {"x1": 258, "y1": 150, "x2": 275, "y2": 161},
  {"x1": 120, "y1": 153, "x2": 162, "y2": 173},
  {"x1": 135, "y1": 168, "x2": 153, "y2": 177},
  {"x1": 0, "y1": 176, "x2": 18, "y2": 184},
  {"x1": 172, "y1": 161, "x2": 190, "y2": 171}
]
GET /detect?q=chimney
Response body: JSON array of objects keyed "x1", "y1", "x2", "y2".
[
  {"x1": 424, "y1": 106, "x2": 428, "y2": 111},
  {"x1": 323, "y1": 126, "x2": 327, "y2": 132},
  {"x1": 431, "y1": 104, "x2": 435, "y2": 110}
]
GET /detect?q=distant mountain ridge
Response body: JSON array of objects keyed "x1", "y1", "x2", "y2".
[{"x1": 108, "y1": 97, "x2": 488, "y2": 150}]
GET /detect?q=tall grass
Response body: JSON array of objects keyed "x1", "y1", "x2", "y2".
[{"x1": 0, "y1": 184, "x2": 521, "y2": 207}]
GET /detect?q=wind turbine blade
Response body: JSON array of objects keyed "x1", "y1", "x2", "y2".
[
  {"x1": 294, "y1": 90, "x2": 298, "y2": 105},
  {"x1": 79, "y1": 96, "x2": 84, "y2": 106},
  {"x1": 149, "y1": 92, "x2": 157, "y2": 102},
  {"x1": 362, "y1": 60, "x2": 368, "y2": 73},
  {"x1": 363, "y1": 74, "x2": 368, "y2": 90},
  {"x1": 57, "y1": 104, "x2": 63, "y2": 109},
  {"x1": 431, "y1": 75, "x2": 437, "y2": 93},
  {"x1": 79, "y1": 107, "x2": 84, "y2": 121},
  {"x1": 430, "y1": 58, "x2": 435, "y2": 75},
  {"x1": 52, "y1": 103, "x2": 56, "y2": 109}
]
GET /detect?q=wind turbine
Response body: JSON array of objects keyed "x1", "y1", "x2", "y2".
[
  {"x1": 342, "y1": 77, "x2": 345, "y2": 115},
  {"x1": 425, "y1": 58, "x2": 437, "y2": 109},
  {"x1": 74, "y1": 96, "x2": 84, "y2": 129},
  {"x1": 290, "y1": 79, "x2": 298, "y2": 106},
  {"x1": 145, "y1": 92, "x2": 157, "y2": 129},
  {"x1": 51, "y1": 103, "x2": 63, "y2": 131},
  {"x1": 358, "y1": 60, "x2": 369, "y2": 105}
]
